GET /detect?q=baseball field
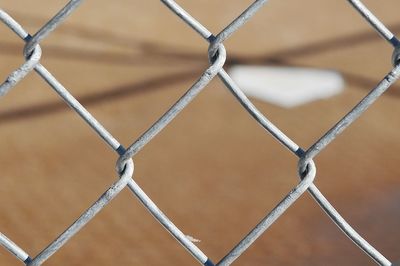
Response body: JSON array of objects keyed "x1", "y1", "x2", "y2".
[{"x1": 1, "y1": 0, "x2": 399, "y2": 265}]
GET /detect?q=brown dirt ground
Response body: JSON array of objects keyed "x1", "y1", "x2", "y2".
[{"x1": 1, "y1": 0, "x2": 400, "y2": 265}]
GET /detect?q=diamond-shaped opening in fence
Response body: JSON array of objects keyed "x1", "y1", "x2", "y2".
[
  {"x1": 217, "y1": 0, "x2": 400, "y2": 147},
  {"x1": 108, "y1": 2, "x2": 320, "y2": 264}
]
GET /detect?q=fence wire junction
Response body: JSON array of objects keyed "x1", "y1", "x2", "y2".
[{"x1": 1, "y1": 0, "x2": 400, "y2": 265}]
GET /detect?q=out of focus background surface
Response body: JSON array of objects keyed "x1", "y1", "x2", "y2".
[{"x1": 0, "y1": 0, "x2": 399, "y2": 265}]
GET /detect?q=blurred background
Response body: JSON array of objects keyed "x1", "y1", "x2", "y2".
[{"x1": 0, "y1": 0, "x2": 399, "y2": 265}]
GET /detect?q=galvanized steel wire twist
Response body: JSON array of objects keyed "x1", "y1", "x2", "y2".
[{"x1": 0, "y1": 0, "x2": 399, "y2": 265}]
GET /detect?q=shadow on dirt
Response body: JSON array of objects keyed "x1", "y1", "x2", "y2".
[{"x1": 1, "y1": 11, "x2": 400, "y2": 123}]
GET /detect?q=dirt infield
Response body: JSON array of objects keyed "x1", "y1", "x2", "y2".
[{"x1": 1, "y1": 0, "x2": 399, "y2": 265}]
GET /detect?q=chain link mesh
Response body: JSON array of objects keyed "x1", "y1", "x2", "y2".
[{"x1": 1, "y1": 0, "x2": 399, "y2": 265}]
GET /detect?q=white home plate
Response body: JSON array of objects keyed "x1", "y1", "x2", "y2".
[{"x1": 228, "y1": 65, "x2": 345, "y2": 108}]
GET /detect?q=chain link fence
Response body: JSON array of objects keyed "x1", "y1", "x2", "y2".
[{"x1": 0, "y1": 0, "x2": 399, "y2": 265}]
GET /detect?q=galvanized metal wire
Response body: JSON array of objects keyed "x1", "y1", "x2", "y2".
[{"x1": 0, "y1": 0, "x2": 399, "y2": 265}]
